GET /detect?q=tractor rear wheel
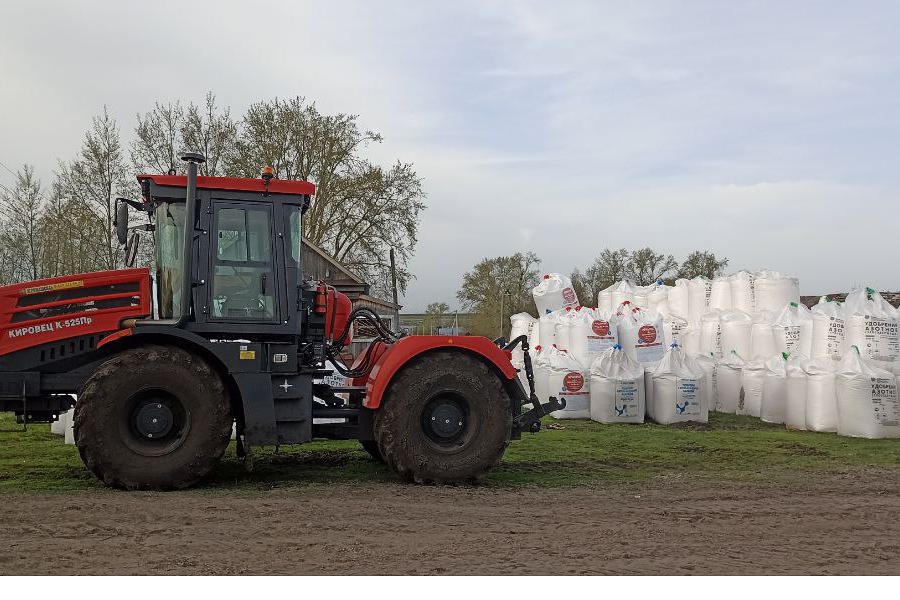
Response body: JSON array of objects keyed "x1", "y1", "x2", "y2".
[
  {"x1": 74, "y1": 345, "x2": 232, "y2": 490},
  {"x1": 373, "y1": 351, "x2": 512, "y2": 484}
]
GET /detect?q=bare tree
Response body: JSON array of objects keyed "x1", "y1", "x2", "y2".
[
  {"x1": 132, "y1": 101, "x2": 184, "y2": 174},
  {"x1": 0, "y1": 164, "x2": 45, "y2": 282},
  {"x1": 57, "y1": 107, "x2": 134, "y2": 271},
  {"x1": 182, "y1": 92, "x2": 237, "y2": 176},
  {"x1": 626, "y1": 247, "x2": 678, "y2": 285}
]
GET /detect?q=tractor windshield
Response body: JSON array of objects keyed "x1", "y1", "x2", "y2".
[{"x1": 155, "y1": 202, "x2": 186, "y2": 319}]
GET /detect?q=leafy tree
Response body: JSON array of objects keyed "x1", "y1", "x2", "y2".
[
  {"x1": 422, "y1": 301, "x2": 450, "y2": 333},
  {"x1": 571, "y1": 248, "x2": 630, "y2": 305},
  {"x1": 230, "y1": 97, "x2": 424, "y2": 298},
  {"x1": 677, "y1": 251, "x2": 729, "y2": 280},
  {"x1": 57, "y1": 106, "x2": 134, "y2": 271},
  {"x1": 626, "y1": 247, "x2": 678, "y2": 286},
  {"x1": 38, "y1": 185, "x2": 108, "y2": 278},
  {"x1": 457, "y1": 252, "x2": 541, "y2": 337}
]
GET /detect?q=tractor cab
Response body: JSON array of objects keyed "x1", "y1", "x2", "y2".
[{"x1": 129, "y1": 154, "x2": 317, "y2": 339}]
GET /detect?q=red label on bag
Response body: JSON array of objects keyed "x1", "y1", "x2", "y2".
[
  {"x1": 638, "y1": 325, "x2": 657, "y2": 344},
  {"x1": 563, "y1": 371, "x2": 584, "y2": 392},
  {"x1": 592, "y1": 320, "x2": 610, "y2": 336},
  {"x1": 562, "y1": 287, "x2": 576, "y2": 304}
]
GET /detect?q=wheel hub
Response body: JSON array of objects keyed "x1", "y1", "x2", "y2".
[
  {"x1": 133, "y1": 401, "x2": 174, "y2": 439},
  {"x1": 422, "y1": 395, "x2": 467, "y2": 444}
]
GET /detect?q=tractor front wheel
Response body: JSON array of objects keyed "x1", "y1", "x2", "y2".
[
  {"x1": 74, "y1": 345, "x2": 233, "y2": 490},
  {"x1": 373, "y1": 351, "x2": 512, "y2": 484}
]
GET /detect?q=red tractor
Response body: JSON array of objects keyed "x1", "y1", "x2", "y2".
[{"x1": 0, "y1": 153, "x2": 561, "y2": 489}]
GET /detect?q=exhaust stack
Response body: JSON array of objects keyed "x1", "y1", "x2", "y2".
[{"x1": 177, "y1": 152, "x2": 206, "y2": 326}]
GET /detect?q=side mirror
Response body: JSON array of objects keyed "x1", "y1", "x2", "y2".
[
  {"x1": 115, "y1": 200, "x2": 129, "y2": 245},
  {"x1": 125, "y1": 232, "x2": 140, "y2": 267}
]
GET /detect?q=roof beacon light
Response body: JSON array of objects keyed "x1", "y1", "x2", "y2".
[{"x1": 262, "y1": 165, "x2": 275, "y2": 196}]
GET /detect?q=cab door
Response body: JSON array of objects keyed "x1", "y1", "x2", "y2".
[{"x1": 208, "y1": 201, "x2": 279, "y2": 323}]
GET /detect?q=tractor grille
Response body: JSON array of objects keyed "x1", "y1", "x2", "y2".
[{"x1": 38, "y1": 334, "x2": 101, "y2": 363}]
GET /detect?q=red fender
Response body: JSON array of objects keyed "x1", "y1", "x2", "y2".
[{"x1": 362, "y1": 336, "x2": 517, "y2": 409}]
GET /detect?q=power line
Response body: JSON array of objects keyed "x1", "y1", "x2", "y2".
[{"x1": 0, "y1": 158, "x2": 17, "y2": 178}]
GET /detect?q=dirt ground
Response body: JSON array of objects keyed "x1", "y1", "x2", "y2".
[{"x1": 2, "y1": 472, "x2": 899, "y2": 575}]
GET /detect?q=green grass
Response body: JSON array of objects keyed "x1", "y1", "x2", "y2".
[{"x1": 1, "y1": 413, "x2": 898, "y2": 493}]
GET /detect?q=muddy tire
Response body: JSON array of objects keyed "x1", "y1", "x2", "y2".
[
  {"x1": 373, "y1": 351, "x2": 512, "y2": 484},
  {"x1": 360, "y1": 440, "x2": 384, "y2": 462},
  {"x1": 74, "y1": 345, "x2": 232, "y2": 490}
]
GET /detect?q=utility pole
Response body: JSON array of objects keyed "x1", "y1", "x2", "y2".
[{"x1": 389, "y1": 247, "x2": 400, "y2": 331}]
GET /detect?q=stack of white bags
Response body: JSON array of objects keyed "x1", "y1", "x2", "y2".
[{"x1": 516, "y1": 272, "x2": 900, "y2": 439}]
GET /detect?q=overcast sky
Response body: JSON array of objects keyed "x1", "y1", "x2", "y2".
[{"x1": 1, "y1": 1, "x2": 898, "y2": 311}]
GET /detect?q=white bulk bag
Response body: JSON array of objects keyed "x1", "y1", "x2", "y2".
[
  {"x1": 720, "y1": 310, "x2": 753, "y2": 358},
  {"x1": 761, "y1": 353, "x2": 788, "y2": 424},
  {"x1": 688, "y1": 277, "x2": 712, "y2": 324},
  {"x1": 668, "y1": 279, "x2": 691, "y2": 321},
  {"x1": 647, "y1": 281, "x2": 672, "y2": 312},
  {"x1": 810, "y1": 297, "x2": 844, "y2": 359},
  {"x1": 532, "y1": 345, "x2": 557, "y2": 404},
  {"x1": 533, "y1": 273, "x2": 579, "y2": 315},
  {"x1": 699, "y1": 310, "x2": 723, "y2": 357},
  {"x1": 842, "y1": 288, "x2": 900, "y2": 362},
  {"x1": 570, "y1": 308, "x2": 618, "y2": 368},
  {"x1": 589, "y1": 345, "x2": 646, "y2": 424},
  {"x1": 597, "y1": 283, "x2": 616, "y2": 313},
  {"x1": 695, "y1": 353, "x2": 718, "y2": 413},
  {"x1": 754, "y1": 270, "x2": 800, "y2": 315},
  {"x1": 65, "y1": 410, "x2": 75, "y2": 445},
  {"x1": 661, "y1": 313, "x2": 690, "y2": 350},
  {"x1": 509, "y1": 312, "x2": 536, "y2": 364},
  {"x1": 617, "y1": 307, "x2": 666, "y2": 365},
  {"x1": 785, "y1": 354, "x2": 808, "y2": 430},
  {"x1": 804, "y1": 358, "x2": 839, "y2": 432},
  {"x1": 772, "y1": 302, "x2": 813, "y2": 357},
  {"x1": 633, "y1": 285, "x2": 652, "y2": 311},
  {"x1": 51, "y1": 410, "x2": 68, "y2": 435},
  {"x1": 527, "y1": 317, "x2": 541, "y2": 357},
  {"x1": 709, "y1": 276, "x2": 733, "y2": 311},
  {"x1": 843, "y1": 286, "x2": 897, "y2": 316},
  {"x1": 610, "y1": 280, "x2": 637, "y2": 311},
  {"x1": 548, "y1": 350, "x2": 591, "y2": 419},
  {"x1": 717, "y1": 351, "x2": 745, "y2": 414},
  {"x1": 647, "y1": 344, "x2": 707, "y2": 424},
  {"x1": 739, "y1": 358, "x2": 766, "y2": 417},
  {"x1": 835, "y1": 347, "x2": 900, "y2": 439},
  {"x1": 538, "y1": 310, "x2": 560, "y2": 350},
  {"x1": 750, "y1": 319, "x2": 777, "y2": 360},
  {"x1": 554, "y1": 306, "x2": 578, "y2": 352},
  {"x1": 729, "y1": 271, "x2": 756, "y2": 314},
  {"x1": 680, "y1": 323, "x2": 702, "y2": 357}
]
